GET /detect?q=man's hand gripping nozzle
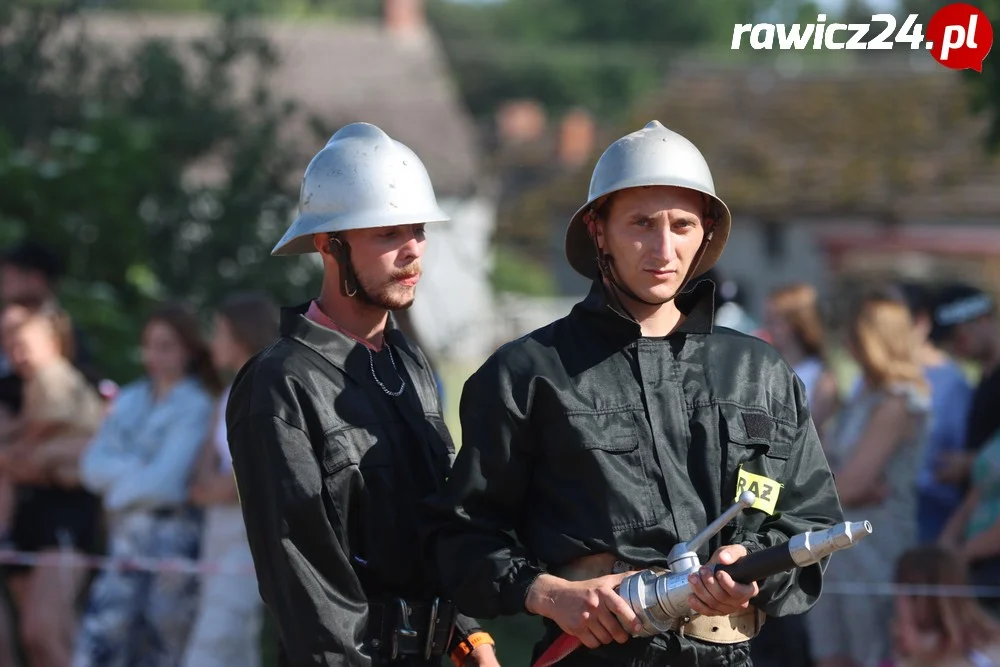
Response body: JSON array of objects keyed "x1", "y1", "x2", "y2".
[{"x1": 533, "y1": 492, "x2": 873, "y2": 667}]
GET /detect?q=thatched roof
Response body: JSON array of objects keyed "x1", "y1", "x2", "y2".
[
  {"x1": 632, "y1": 60, "x2": 1000, "y2": 221},
  {"x1": 503, "y1": 59, "x2": 1000, "y2": 238},
  {"x1": 66, "y1": 10, "x2": 483, "y2": 197}
]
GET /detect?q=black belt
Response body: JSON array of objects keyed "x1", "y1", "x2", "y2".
[{"x1": 367, "y1": 598, "x2": 457, "y2": 661}]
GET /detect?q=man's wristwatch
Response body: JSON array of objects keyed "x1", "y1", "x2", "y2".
[{"x1": 450, "y1": 631, "x2": 495, "y2": 666}]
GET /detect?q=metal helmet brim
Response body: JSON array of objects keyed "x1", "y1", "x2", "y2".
[{"x1": 271, "y1": 206, "x2": 451, "y2": 256}]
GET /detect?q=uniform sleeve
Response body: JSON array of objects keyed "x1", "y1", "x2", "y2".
[
  {"x1": 733, "y1": 372, "x2": 845, "y2": 617},
  {"x1": 411, "y1": 350, "x2": 495, "y2": 655},
  {"x1": 229, "y1": 412, "x2": 371, "y2": 667},
  {"x1": 423, "y1": 355, "x2": 544, "y2": 620}
]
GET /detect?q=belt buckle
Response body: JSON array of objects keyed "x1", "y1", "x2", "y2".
[
  {"x1": 390, "y1": 599, "x2": 420, "y2": 659},
  {"x1": 423, "y1": 598, "x2": 439, "y2": 660}
]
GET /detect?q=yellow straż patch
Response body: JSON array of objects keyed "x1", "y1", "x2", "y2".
[{"x1": 735, "y1": 466, "x2": 782, "y2": 515}]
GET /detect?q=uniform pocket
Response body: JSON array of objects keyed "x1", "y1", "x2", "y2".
[
  {"x1": 319, "y1": 425, "x2": 397, "y2": 568},
  {"x1": 720, "y1": 403, "x2": 792, "y2": 463},
  {"x1": 541, "y1": 407, "x2": 659, "y2": 535},
  {"x1": 320, "y1": 424, "x2": 394, "y2": 474},
  {"x1": 720, "y1": 403, "x2": 793, "y2": 519}
]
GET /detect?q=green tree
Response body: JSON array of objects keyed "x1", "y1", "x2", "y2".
[
  {"x1": 426, "y1": 0, "x2": 820, "y2": 120},
  {"x1": 0, "y1": 1, "x2": 319, "y2": 382}
]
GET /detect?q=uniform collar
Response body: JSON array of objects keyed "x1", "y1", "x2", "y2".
[
  {"x1": 574, "y1": 277, "x2": 717, "y2": 339},
  {"x1": 278, "y1": 302, "x2": 424, "y2": 381}
]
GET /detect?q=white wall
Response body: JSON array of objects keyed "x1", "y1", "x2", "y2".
[
  {"x1": 714, "y1": 217, "x2": 836, "y2": 322},
  {"x1": 408, "y1": 195, "x2": 499, "y2": 362}
]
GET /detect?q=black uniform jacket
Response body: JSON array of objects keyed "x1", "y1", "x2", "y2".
[
  {"x1": 423, "y1": 279, "x2": 845, "y2": 648},
  {"x1": 227, "y1": 302, "x2": 482, "y2": 667}
]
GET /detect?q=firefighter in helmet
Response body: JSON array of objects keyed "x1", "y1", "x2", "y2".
[
  {"x1": 228, "y1": 123, "x2": 499, "y2": 667},
  {"x1": 424, "y1": 121, "x2": 844, "y2": 666}
]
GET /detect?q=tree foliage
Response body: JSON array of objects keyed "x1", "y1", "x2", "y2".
[
  {"x1": 0, "y1": 1, "x2": 319, "y2": 382},
  {"x1": 426, "y1": 0, "x2": 822, "y2": 120}
]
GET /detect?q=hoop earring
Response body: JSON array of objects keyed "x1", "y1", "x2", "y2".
[{"x1": 344, "y1": 278, "x2": 357, "y2": 298}]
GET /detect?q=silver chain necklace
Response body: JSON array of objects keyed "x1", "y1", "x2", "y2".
[{"x1": 366, "y1": 344, "x2": 406, "y2": 397}]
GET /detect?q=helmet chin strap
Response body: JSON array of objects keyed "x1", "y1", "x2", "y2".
[{"x1": 327, "y1": 235, "x2": 381, "y2": 307}]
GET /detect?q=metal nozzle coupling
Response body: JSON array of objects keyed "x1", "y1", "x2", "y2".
[{"x1": 788, "y1": 521, "x2": 873, "y2": 568}]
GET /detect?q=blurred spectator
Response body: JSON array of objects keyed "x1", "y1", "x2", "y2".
[
  {"x1": 73, "y1": 303, "x2": 221, "y2": 667},
  {"x1": 938, "y1": 426, "x2": 1000, "y2": 617},
  {"x1": 751, "y1": 282, "x2": 841, "y2": 667},
  {"x1": 182, "y1": 292, "x2": 278, "y2": 667},
  {"x1": 0, "y1": 303, "x2": 29, "y2": 667},
  {"x1": 0, "y1": 302, "x2": 105, "y2": 667},
  {"x1": 894, "y1": 282, "x2": 974, "y2": 544},
  {"x1": 0, "y1": 241, "x2": 101, "y2": 416},
  {"x1": 763, "y1": 283, "x2": 841, "y2": 435},
  {"x1": 886, "y1": 545, "x2": 1000, "y2": 666},
  {"x1": 932, "y1": 284, "x2": 1000, "y2": 488},
  {"x1": 807, "y1": 290, "x2": 931, "y2": 667}
]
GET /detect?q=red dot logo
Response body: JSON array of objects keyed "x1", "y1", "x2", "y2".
[{"x1": 926, "y1": 3, "x2": 994, "y2": 72}]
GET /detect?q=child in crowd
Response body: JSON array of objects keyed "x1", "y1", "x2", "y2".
[{"x1": 885, "y1": 544, "x2": 1000, "y2": 667}]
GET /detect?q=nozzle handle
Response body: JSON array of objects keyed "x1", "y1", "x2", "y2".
[
  {"x1": 716, "y1": 543, "x2": 796, "y2": 584},
  {"x1": 684, "y1": 491, "x2": 757, "y2": 556}
]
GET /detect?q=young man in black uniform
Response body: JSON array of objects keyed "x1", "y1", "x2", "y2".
[
  {"x1": 424, "y1": 121, "x2": 845, "y2": 666},
  {"x1": 227, "y1": 123, "x2": 499, "y2": 667}
]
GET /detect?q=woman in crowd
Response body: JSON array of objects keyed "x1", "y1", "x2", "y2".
[
  {"x1": 939, "y1": 425, "x2": 1000, "y2": 618},
  {"x1": 894, "y1": 283, "x2": 974, "y2": 543},
  {"x1": 887, "y1": 544, "x2": 1000, "y2": 666},
  {"x1": 74, "y1": 303, "x2": 220, "y2": 667},
  {"x1": 753, "y1": 283, "x2": 842, "y2": 667},
  {"x1": 763, "y1": 283, "x2": 841, "y2": 436},
  {"x1": 807, "y1": 289, "x2": 931, "y2": 667},
  {"x1": 182, "y1": 292, "x2": 278, "y2": 667},
  {"x1": 0, "y1": 302, "x2": 105, "y2": 667}
]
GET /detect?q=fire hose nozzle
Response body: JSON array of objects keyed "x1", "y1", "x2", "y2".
[
  {"x1": 531, "y1": 517, "x2": 874, "y2": 667},
  {"x1": 788, "y1": 521, "x2": 872, "y2": 567},
  {"x1": 618, "y1": 520, "x2": 873, "y2": 637}
]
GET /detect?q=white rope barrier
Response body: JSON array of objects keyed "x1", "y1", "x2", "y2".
[
  {"x1": 823, "y1": 582, "x2": 1000, "y2": 597},
  {"x1": 0, "y1": 548, "x2": 255, "y2": 576}
]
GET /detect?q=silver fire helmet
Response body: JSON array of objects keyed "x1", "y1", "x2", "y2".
[
  {"x1": 565, "y1": 120, "x2": 731, "y2": 280},
  {"x1": 271, "y1": 122, "x2": 450, "y2": 256}
]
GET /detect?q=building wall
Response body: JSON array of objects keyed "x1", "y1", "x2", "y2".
[
  {"x1": 408, "y1": 195, "x2": 499, "y2": 363},
  {"x1": 716, "y1": 218, "x2": 1000, "y2": 325},
  {"x1": 714, "y1": 218, "x2": 835, "y2": 323}
]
